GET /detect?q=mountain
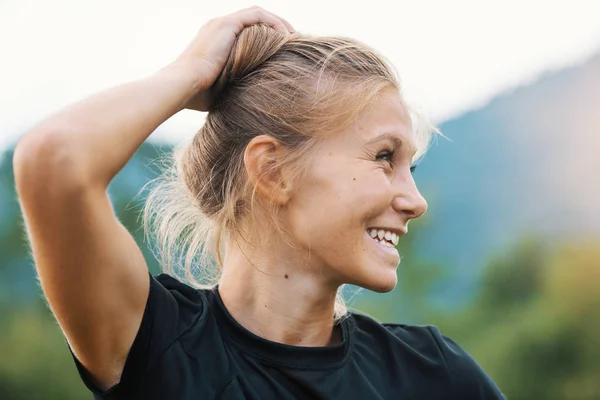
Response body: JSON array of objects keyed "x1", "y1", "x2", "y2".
[{"x1": 413, "y1": 51, "x2": 600, "y2": 301}]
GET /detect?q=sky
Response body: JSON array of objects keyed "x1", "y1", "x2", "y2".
[{"x1": 1, "y1": 0, "x2": 600, "y2": 151}]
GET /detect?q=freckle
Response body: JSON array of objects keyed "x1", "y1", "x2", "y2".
[
  {"x1": 285, "y1": 274, "x2": 289, "y2": 279},
  {"x1": 353, "y1": 178, "x2": 356, "y2": 181},
  {"x1": 329, "y1": 152, "x2": 332, "y2": 156}
]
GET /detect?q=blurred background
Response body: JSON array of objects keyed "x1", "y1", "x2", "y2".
[{"x1": 1, "y1": 0, "x2": 600, "y2": 399}]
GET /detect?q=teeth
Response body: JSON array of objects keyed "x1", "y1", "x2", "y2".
[{"x1": 367, "y1": 228, "x2": 400, "y2": 247}]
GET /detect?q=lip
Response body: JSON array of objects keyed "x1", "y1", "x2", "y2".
[
  {"x1": 365, "y1": 231, "x2": 400, "y2": 261},
  {"x1": 367, "y1": 226, "x2": 407, "y2": 237}
]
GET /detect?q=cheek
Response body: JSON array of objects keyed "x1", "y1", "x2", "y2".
[
  {"x1": 300, "y1": 177, "x2": 391, "y2": 246},
  {"x1": 349, "y1": 172, "x2": 394, "y2": 217},
  {"x1": 286, "y1": 161, "x2": 392, "y2": 248},
  {"x1": 286, "y1": 176, "x2": 351, "y2": 245}
]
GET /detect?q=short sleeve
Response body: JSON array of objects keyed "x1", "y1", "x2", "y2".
[
  {"x1": 67, "y1": 272, "x2": 205, "y2": 399},
  {"x1": 428, "y1": 326, "x2": 506, "y2": 400}
]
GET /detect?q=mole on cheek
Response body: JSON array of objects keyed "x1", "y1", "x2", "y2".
[{"x1": 285, "y1": 274, "x2": 289, "y2": 279}]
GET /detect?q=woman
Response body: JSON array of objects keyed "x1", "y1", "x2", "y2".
[{"x1": 14, "y1": 6, "x2": 504, "y2": 400}]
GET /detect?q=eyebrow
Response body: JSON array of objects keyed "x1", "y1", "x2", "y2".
[{"x1": 366, "y1": 132, "x2": 418, "y2": 157}]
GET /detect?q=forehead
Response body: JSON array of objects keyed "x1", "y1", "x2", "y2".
[{"x1": 327, "y1": 89, "x2": 416, "y2": 153}]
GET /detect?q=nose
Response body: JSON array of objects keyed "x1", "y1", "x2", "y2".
[{"x1": 391, "y1": 174, "x2": 428, "y2": 220}]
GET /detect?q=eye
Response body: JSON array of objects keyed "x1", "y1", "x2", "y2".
[{"x1": 375, "y1": 149, "x2": 395, "y2": 163}]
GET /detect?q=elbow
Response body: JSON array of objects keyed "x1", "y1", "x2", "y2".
[{"x1": 13, "y1": 129, "x2": 88, "y2": 197}]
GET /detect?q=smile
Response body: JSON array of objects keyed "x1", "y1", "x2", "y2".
[{"x1": 366, "y1": 228, "x2": 400, "y2": 247}]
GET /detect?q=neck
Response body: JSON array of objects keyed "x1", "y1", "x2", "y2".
[{"x1": 217, "y1": 235, "x2": 341, "y2": 347}]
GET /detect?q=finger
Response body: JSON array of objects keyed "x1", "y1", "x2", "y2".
[
  {"x1": 261, "y1": 9, "x2": 295, "y2": 33},
  {"x1": 232, "y1": 6, "x2": 292, "y2": 34}
]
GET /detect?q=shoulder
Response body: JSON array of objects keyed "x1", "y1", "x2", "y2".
[
  {"x1": 139, "y1": 273, "x2": 217, "y2": 354},
  {"x1": 69, "y1": 272, "x2": 216, "y2": 397},
  {"x1": 422, "y1": 326, "x2": 504, "y2": 397},
  {"x1": 388, "y1": 322, "x2": 504, "y2": 399},
  {"x1": 349, "y1": 313, "x2": 505, "y2": 399},
  {"x1": 152, "y1": 273, "x2": 207, "y2": 321},
  {"x1": 349, "y1": 311, "x2": 439, "y2": 352},
  {"x1": 350, "y1": 312, "x2": 449, "y2": 365},
  {"x1": 154, "y1": 272, "x2": 206, "y2": 304}
]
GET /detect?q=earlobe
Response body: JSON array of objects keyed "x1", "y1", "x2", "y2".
[{"x1": 244, "y1": 135, "x2": 291, "y2": 205}]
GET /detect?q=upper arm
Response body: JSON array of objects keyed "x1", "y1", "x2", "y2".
[{"x1": 13, "y1": 137, "x2": 150, "y2": 391}]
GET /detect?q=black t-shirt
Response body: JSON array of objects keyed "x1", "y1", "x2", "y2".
[{"x1": 68, "y1": 273, "x2": 505, "y2": 399}]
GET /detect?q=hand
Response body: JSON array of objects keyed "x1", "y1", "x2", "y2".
[{"x1": 171, "y1": 6, "x2": 294, "y2": 112}]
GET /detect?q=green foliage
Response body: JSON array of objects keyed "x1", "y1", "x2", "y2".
[
  {"x1": 0, "y1": 303, "x2": 89, "y2": 399},
  {"x1": 478, "y1": 238, "x2": 548, "y2": 309},
  {"x1": 435, "y1": 239, "x2": 600, "y2": 399}
]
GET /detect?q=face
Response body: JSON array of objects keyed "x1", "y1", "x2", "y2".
[{"x1": 284, "y1": 88, "x2": 428, "y2": 292}]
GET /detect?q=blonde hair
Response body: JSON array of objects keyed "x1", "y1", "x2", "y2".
[{"x1": 142, "y1": 24, "x2": 438, "y2": 322}]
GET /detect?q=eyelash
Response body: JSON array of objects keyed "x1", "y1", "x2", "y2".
[
  {"x1": 376, "y1": 149, "x2": 395, "y2": 163},
  {"x1": 376, "y1": 150, "x2": 418, "y2": 173}
]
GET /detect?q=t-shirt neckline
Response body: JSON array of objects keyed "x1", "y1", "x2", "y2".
[{"x1": 209, "y1": 287, "x2": 352, "y2": 368}]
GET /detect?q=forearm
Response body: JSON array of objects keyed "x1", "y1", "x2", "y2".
[{"x1": 15, "y1": 62, "x2": 202, "y2": 188}]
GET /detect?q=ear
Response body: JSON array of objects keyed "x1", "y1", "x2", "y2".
[{"x1": 244, "y1": 135, "x2": 292, "y2": 205}]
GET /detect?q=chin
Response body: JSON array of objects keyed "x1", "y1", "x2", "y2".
[
  {"x1": 362, "y1": 277, "x2": 397, "y2": 293},
  {"x1": 350, "y1": 267, "x2": 398, "y2": 293}
]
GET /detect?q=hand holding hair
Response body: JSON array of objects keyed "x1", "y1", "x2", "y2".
[
  {"x1": 171, "y1": 6, "x2": 295, "y2": 112},
  {"x1": 14, "y1": 7, "x2": 293, "y2": 188}
]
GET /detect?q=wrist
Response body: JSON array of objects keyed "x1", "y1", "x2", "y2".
[{"x1": 156, "y1": 61, "x2": 210, "y2": 105}]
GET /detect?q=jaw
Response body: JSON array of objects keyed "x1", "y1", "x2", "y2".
[
  {"x1": 335, "y1": 232, "x2": 400, "y2": 293},
  {"x1": 291, "y1": 229, "x2": 401, "y2": 291}
]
